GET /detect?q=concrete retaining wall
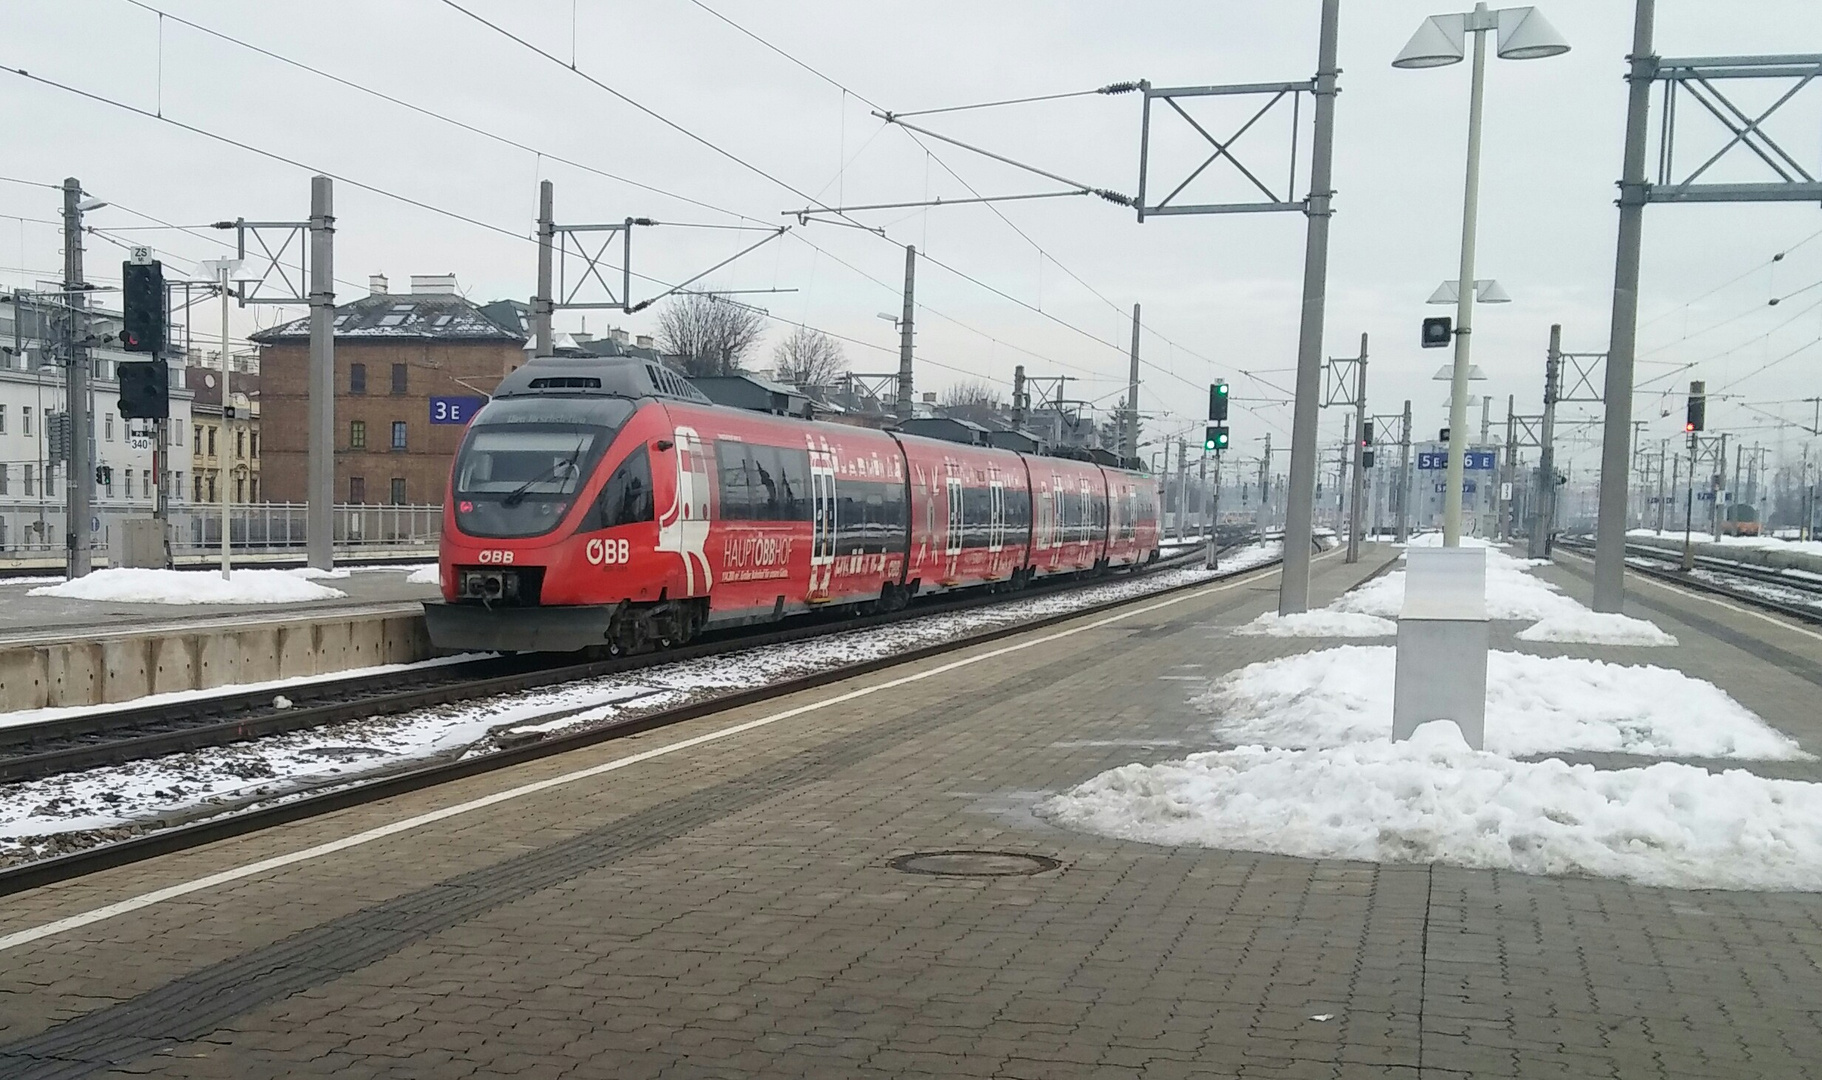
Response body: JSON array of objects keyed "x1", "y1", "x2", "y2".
[{"x1": 0, "y1": 610, "x2": 433, "y2": 712}]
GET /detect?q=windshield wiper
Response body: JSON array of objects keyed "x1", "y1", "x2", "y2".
[{"x1": 501, "y1": 456, "x2": 579, "y2": 507}]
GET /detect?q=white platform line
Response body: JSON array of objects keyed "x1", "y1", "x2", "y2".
[{"x1": 0, "y1": 559, "x2": 1300, "y2": 954}]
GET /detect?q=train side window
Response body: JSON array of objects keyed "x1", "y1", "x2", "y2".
[
  {"x1": 779, "y1": 448, "x2": 812, "y2": 521},
  {"x1": 595, "y1": 447, "x2": 654, "y2": 529},
  {"x1": 749, "y1": 445, "x2": 786, "y2": 521},
  {"x1": 715, "y1": 440, "x2": 753, "y2": 519}
]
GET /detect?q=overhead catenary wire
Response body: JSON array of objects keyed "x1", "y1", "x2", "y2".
[
  {"x1": 674, "y1": 0, "x2": 1281, "y2": 409},
  {"x1": 115, "y1": 0, "x2": 1110, "y2": 397},
  {"x1": 28, "y1": 3, "x2": 1205, "y2": 430}
]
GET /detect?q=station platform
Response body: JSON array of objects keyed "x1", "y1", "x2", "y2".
[
  {"x1": 0, "y1": 566, "x2": 440, "y2": 711},
  {"x1": 0, "y1": 544, "x2": 1819, "y2": 1079}
]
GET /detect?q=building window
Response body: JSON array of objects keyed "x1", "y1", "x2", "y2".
[
  {"x1": 391, "y1": 363, "x2": 408, "y2": 394},
  {"x1": 103, "y1": 470, "x2": 113, "y2": 498},
  {"x1": 350, "y1": 363, "x2": 367, "y2": 394},
  {"x1": 105, "y1": 413, "x2": 114, "y2": 441},
  {"x1": 377, "y1": 303, "x2": 413, "y2": 328},
  {"x1": 142, "y1": 469, "x2": 152, "y2": 498},
  {"x1": 193, "y1": 474, "x2": 203, "y2": 502},
  {"x1": 236, "y1": 477, "x2": 245, "y2": 503},
  {"x1": 349, "y1": 476, "x2": 366, "y2": 504},
  {"x1": 250, "y1": 432, "x2": 259, "y2": 458},
  {"x1": 123, "y1": 469, "x2": 132, "y2": 499},
  {"x1": 23, "y1": 464, "x2": 33, "y2": 496},
  {"x1": 250, "y1": 476, "x2": 260, "y2": 501},
  {"x1": 173, "y1": 471, "x2": 183, "y2": 500},
  {"x1": 0, "y1": 464, "x2": 7, "y2": 495},
  {"x1": 207, "y1": 427, "x2": 216, "y2": 458},
  {"x1": 236, "y1": 430, "x2": 245, "y2": 458},
  {"x1": 349, "y1": 420, "x2": 366, "y2": 449},
  {"x1": 390, "y1": 477, "x2": 407, "y2": 505},
  {"x1": 391, "y1": 421, "x2": 407, "y2": 450},
  {"x1": 194, "y1": 424, "x2": 202, "y2": 452},
  {"x1": 22, "y1": 406, "x2": 31, "y2": 436},
  {"x1": 0, "y1": 404, "x2": 7, "y2": 433}
]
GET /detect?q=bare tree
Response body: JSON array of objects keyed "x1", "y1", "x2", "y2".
[
  {"x1": 940, "y1": 380, "x2": 1003, "y2": 408},
  {"x1": 654, "y1": 291, "x2": 765, "y2": 377},
  {"x1": 770, "y1": 326, "x2": 848, "y2": 388}
]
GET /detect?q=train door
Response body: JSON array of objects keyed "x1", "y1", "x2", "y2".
[
  {"x1": 988, "y1": 479, "x2": 1005, "y2": 553},
  {"x1": 809, "y1": 453, "x2": 836, "y2": 601},
  {"x1": 944, "y1": 465, "x2": 963, "y2": 577}
]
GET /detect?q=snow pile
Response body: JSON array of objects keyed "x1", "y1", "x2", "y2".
[
  {"x1": 405, "y1": 564, "x2": 441, "y2": 586},
  {"x1": 1195, "y1": 645, "x2": 1804, "y2": 760},
  {"x1": 1042, "y1": 721, "x2": 1822, "y2": 891},
  {"x1": 1332, "y1": 550, "x2": 1578, "y2": 621},
  {"x1": 28, "y1": 567, "x2": 346, "y2": 604},
  {"x1": 1232, "y1": 610, "x2": 1395, "y2": 638},
  {"x1": 1517, "y1": 610, "x2": 1677, "y2": 647},
  {"x1": 1216, "y1": 540, "x2": 1282, "y2": 574},
  {"x1": 290, "y1": 566, "x2": 351, "y2": 580}
]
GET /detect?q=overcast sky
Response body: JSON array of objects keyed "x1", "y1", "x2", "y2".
[{"x1": 7, "y1": 0, "x2": 1822, "y2": 476}]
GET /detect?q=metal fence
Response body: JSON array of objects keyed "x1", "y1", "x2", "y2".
[{"x1": 0, "y1": 501, "x2": 442, "y2": 564}]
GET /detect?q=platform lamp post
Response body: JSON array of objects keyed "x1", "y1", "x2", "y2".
[{"x1": 1394, "y1": 3, "x2": 1569, "y2": 547}]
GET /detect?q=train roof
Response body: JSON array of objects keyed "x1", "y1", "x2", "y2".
[
  {"x1": 493, "y1": 355, "x2": 712, "y2": 405},
  {"x1": 496, "y1": 356, "x2": 1152, "y2": 477}
]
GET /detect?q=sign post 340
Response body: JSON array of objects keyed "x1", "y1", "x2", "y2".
[{"x1": 1418, "y1": 450, "x2": 1497, "y2": 471}]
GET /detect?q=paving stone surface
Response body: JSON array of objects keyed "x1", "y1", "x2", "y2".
[{"x1": 0, "y1": 545, "x2": 1819, "y2": 1079}]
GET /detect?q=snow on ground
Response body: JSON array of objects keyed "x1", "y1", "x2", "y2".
[
  {"x1": 290, "y1": 566, "x2": 351, "y2": 580},
  {"x1": 405, "y1": 564, "x2": 441, "y2": 586},
  {"x1": 1195, "y1": 645, "x2": 1804, "y2": 761},
  {"x1": 1042, "y1": 720, "x2": 1822, "y2": 892},
  {"x1": 1629, "y1": 528, "x2": 1822, "y2": 558},
  {"x1": 27, "y1": 567, "x2": 347, "y2": 604},
  {"x1": 1331, "y1": 547, "x2": 1577, "y2": 621},
  {"x1": 0, "y1": 560, "x2": 1259, "y2": 858},
  {"x1": 1231, "y1": 609, "x2": 1394, "y2": 638},
  {"x1": 1517, "y1": 610, "x2": 1677, "y2": 647},
  {"x1": 1217, "y1": 540, "x2": 1281, "y2": 574},
  {"x1": 1326, "y1": 539, "x2": 1680, "y2": 644}
]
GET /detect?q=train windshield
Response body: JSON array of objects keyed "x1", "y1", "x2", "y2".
[{"x1": 452, "y1": 397, "x2": 636, "y2": 538}]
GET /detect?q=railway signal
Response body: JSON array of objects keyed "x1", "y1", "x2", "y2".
[
  {"x1": 1209, "y1": 380, "x2": 1229, "y2": 421},
  {"x1": 1421, "y1": 316, "x2": 1452, "y2": 348},
  {"x1": 1204, "y1": 425, "x2": 1230, "y2": 452},
  {"x1": 117, "y1": 358, "x2": 170, "y2": 419},
  {"x1": 119, "y1": 259, "x2": 165, "y2": 353},
  {"x1": 1686, "y1": 380, "x2": 1705, "y2": 433}
]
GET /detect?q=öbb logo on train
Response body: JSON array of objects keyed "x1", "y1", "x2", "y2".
[{"x1": 586, "y1": 537, "x2": 632, "y2": 566}]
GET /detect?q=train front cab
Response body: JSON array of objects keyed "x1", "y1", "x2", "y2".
[{"x1": 426, "y1": 396, "x2": 693, "y2": 654}]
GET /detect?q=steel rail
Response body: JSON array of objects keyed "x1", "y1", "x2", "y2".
[
  {"x1": 0, "y1": 546, "x2": 1233, "y2": 784},
  {"x1": 1556, "y1": 537, "x2": 1822, "y2": 625},
  {"x1": 0, "y1": 545, "x2": 1307, "y2": 896}
]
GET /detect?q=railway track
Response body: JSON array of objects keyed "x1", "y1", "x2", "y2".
[
  {"x1": 0, "y1": 542, "x2": 1310, "y2": 896},
  {"x1": 0, "y1": 546, "x2": 1238, "y2": 785},
  {"x1": 1555, "y1": 536, "x2": 1822, "y2": 625}
]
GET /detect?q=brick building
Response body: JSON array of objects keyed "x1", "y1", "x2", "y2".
[{"x1": 252, "y1": 275, "x2": 527, "y2": 506}]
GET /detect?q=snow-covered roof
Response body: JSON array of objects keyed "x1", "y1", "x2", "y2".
[{"x1": 250, "y1": 293, "x2": 526, "y2": 343}]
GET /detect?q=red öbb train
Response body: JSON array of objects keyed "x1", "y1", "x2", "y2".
[{"x1": 424, "y1": 356, "x2": 1160, "y2": 654}]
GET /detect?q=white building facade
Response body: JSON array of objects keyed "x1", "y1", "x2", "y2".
[{"x1": 0, "y1": 294, "x2": 194, "y2": 557}]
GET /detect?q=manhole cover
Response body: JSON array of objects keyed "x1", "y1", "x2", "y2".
[{"x1": 889, "y1": 850, "x2": 1061, "y2": 877}]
